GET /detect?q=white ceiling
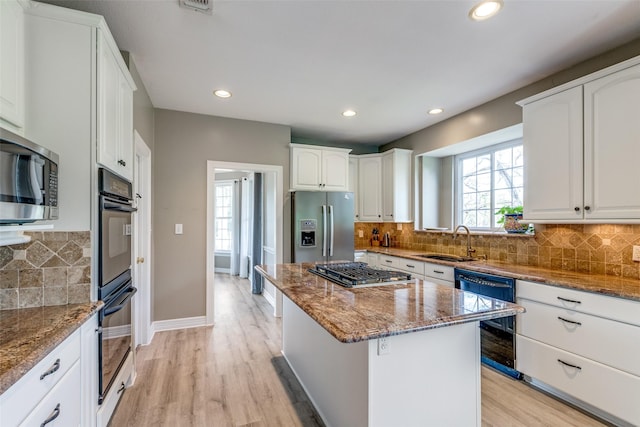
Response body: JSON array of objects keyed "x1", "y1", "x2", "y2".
[{"x1": 41, "y1": 0, "x2": 640, "y2": 145}]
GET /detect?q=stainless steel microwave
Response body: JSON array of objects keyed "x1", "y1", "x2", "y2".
[{"x1": 0, "y1": 128, "x2": 59, "y2": 224}]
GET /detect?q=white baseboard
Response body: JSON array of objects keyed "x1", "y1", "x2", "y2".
[
  {"x1": 151, "y1": 316, "x2": 207, "y2": 333},
  {"x1": 103, "y1": 324, "x2": 131, "y2": 339},
  {"x1": 214, "y1": 268, "x2": 231, "y2": 274},
  {"x1": 263, "y1": 290, "x2": 275, "y2": 308}
]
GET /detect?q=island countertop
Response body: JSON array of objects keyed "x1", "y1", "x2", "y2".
[{"x1": 256, "y1": 262, "x2": 524, "y2": 343}]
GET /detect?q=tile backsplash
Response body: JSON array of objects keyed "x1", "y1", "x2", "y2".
[
  {"x1": 0, "y1": 231, "x2": 91, "y2": 310},
  {"x1": 355, "y1": 223, "x2": 640, "y2": 280}
]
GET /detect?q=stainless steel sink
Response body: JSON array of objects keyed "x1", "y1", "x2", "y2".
[{"x1": 413, "y1": 254, "x2": 475, "y2": 262}]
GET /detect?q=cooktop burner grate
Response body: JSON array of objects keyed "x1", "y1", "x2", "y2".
[{"x1": 308, "y1": 262, "x2": 412, "y2": 288}]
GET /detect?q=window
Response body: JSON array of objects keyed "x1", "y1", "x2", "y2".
[
  {"x1": 215, "y1": 182, "x2": 234, "y2": 251},
  {"x1": 457, "y1": 141, "x2": 523, "y2": 229}
]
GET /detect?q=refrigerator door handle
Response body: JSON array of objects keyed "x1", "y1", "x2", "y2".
[
  {"x1": 329, "y1": 205, "x2": 334, "y2": 257},
  {"x1": 322, "y1": 205, "x2": 327, "y2": 257}
]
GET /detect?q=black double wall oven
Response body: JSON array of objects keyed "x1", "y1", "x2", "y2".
[{"x1": 98, "y1": 168, "x2": 137, "y2": 404}]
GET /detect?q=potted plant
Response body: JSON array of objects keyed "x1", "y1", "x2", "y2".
[{"x1": 495, "y1": 206, "x2": 528, "y2": 233}]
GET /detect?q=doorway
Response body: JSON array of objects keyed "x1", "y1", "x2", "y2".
[{"x1": 206, "y1": 161, "x2": 284, "y2": 325}]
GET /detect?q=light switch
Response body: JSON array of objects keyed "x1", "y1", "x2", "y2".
[{"x1": 175, "y1": 224, "x2": 183, "y2": 235}]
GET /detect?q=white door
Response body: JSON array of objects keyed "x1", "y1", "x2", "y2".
[
  {"x1": 133, "y1": 131, "x2": 152, "y2": 347},
  {"x1": 358, "y1": 156, "x2": 383, "y2": 221}
]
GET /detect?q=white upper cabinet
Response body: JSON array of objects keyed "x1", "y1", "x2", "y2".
[
  {"x1": 522, "y1": 86, "x2": 583, "y2": 221},
  {"x1": 290, "y1": 144, "x2": 350, "y2": 191},
  {"x1": 0, "y1": 0, "x2": 25, "y2": 130},
  {"x1": 520, "y1": 58, "x2": 640, "y2": 222},
  {"x1": 382, "y1": 149, "x2": 412, "y2": 222},
  {"x1": 349, "y1": 156, "x2": 359, "y2": 221},
  {"x1": 583, "y1": 64, "x2": 640, "y2": 220},
  {"x1": 97, "y1": 30, "x2": 135, "y2": 181},
  {"x1": 357, "y1": 155, "x2": 383, "y2": 221}
]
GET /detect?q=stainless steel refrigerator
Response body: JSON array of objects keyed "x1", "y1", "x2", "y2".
[{"x1": 291, "y1": 191, "x2": 354, "y2": 263}]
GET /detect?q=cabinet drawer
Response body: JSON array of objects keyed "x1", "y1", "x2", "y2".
[
  {"x1": 18, "y1": 361, "x2": 81, "y2": 427},
  {"x1": 423, "y1": 263, "x2": 454, "y2": 282},
  {"x1": 517, "y1": 299, "x2": 640, "y2": 376},
  {"x1": 421, "y1": 276, "x2": 454, "y2": 288},
  {"x1": 517, "y1": 280, "x2": 640, "y2": 326},
  {"x1": 516, "y1": 335, "x2": 640, "y2": 426},
  {"x1": 1, "y1": 329, "x2": 81, "y2": 427},
  {"x1": 395, "y1": 259, "x2": 425, "y2": 276},
  {"x1": 378, "y1": 255, "x2": 400, "y2": 270}
]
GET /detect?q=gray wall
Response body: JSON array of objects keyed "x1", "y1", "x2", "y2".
[
  {"x1": 153, "y1": 109, "x2": 291, "y2": 321},
  {"x1": 383, "y1": 38, "x2": 640, "y2": 154}
]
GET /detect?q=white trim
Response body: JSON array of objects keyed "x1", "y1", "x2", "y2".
[
  {"x1": 133, "y1": 130, "x2": 152, "y2": 347},
  {"x1": 263, "y1": 290, "x2": 276, "y2": 307},
  {"x1": 214, "y1": 268, "x2": 231, "y2": 274},
  {"x1": 207, "y1": 161, "x2": 284, "y2": 325},
  {"x1": 517, "y1": 54, "x2": 640, "y2": 106},
  {"x1": 152, "y1": 316, "x2": 207, "y2": 332}
]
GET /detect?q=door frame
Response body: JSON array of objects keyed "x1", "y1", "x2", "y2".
[
  {"x1": 206, "y1": 161, "x2": 284, "y2": 325},
  {"x1": 133, "y1": 130, "x2": 152, "y2": 346}
]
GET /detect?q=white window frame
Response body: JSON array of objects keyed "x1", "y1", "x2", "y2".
[
  {"x1": 214, "y1": 181, "x2": 234, "y2": 253},
  {"x1": 455, "y1": 138, "x2": 523, "y2": 231}
]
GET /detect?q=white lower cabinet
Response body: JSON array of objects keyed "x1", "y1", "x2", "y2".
[
  {"x1": 516, "y1": 280, "x2": 640, "y2": 425},
  {"x1": 18, "y1": 362, "x2": 81, "y2": 427},
  {"x1": 0, "y1": 313, "x2": 98, "y2": 427},
  {"x1": 517, "y1": 335, "x2": 640, "y2": 425},
  {"x1": 423, "y1": 262, "x2": 454, "y2": 286}
]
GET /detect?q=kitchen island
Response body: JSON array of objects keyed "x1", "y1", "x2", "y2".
[{"x1": 256, "y1": 263, "x2": 524, "y2": 427}]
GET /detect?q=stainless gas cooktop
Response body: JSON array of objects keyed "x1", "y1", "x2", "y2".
[{"x1": 308, "y1": 262, "x2": 412, "y2": 288}]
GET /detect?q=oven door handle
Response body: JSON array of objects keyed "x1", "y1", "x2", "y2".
[
  {"x1": 102, "y1": 200, "x2": 137, "y2": 213},
  {"x1": 458, "y1": 275, "x2": 512, "y2": 288},
  {"x1": 104, "y1": 287, "x2": 137, "y2": 316}
]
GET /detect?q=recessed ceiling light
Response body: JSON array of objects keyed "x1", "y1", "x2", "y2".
[
  {"x1": 428, "y1": 108, "x2": 444, "y2": 115},
  {"x1": 469, "y1": 0, "x2": 503, "y2": 21},
  {"x1": 342, "y1": 110, "x2": 357, "y2": 117},
  {"x1": 213, "y1": 89, "x2": 232, "y2": 98}
]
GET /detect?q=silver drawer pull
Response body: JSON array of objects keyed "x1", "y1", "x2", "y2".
[
  {"x1": 557, "y1": 359, "x2": 582, "y2": 371},
  {"x1": 385, "y1": 260, "x2": 392, "y2": 263},
  {"x1": 557, "y1": 296, "x2": 581, "y2": 304},
  {"x1": 557, "y1": 316, "x2": 582, "y2": 326},
  {"x1": 40, "y1": 403, "x2": 60, "y2": 427},
  {"x1": 433, "y1": 270, "x2": 444, "y2": 274},
  {"x1": 117, "y1": 381, "x2": 126, "y2": 394},
  {"x1": 40, "y1": 359, "x2": 60, "y2": 380},
  {"x1": 406, "y1": 264, "x2": 415, "y2": 268}
]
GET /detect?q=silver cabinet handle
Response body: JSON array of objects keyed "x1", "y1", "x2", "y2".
[
  {"x1": 433, "y1": 270, "x2": 445, "y2": 274},
  {"x1": 557, "y1": 359, "x2": 582, "y2": 370},
  {"x1": 557, "y1": 296, "x2": 581, "y2": 304},
  {"x1": 117, "y1": 382, "x2": 126, "y2": 394},
  {"x1": 558, "y1": 316, "x2": 582, "y2": 326},
  {"x1": 406, "y1": 264, "x2": 415, "y2": 268},
  {"x1": 40, "y1": 403, "x2": 60, "y2": 427},
  {"x1": 40, "y1": 359, "x2": 60, "y2": 380}
]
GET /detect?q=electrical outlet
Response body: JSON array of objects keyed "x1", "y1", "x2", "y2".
[
  {"x1": 602, "y1": 238, "x2": 611, "y2": 246},
  {"x1": 358, "y1": 230, "x2": 364, "y2": 238},
  {"x1": 396, "y1": 223, "x2": 402, "y2": 231},
  {"x1": 633, "y1": 246, "x2": 640, "y2": 262},
  {"x1": 175, "y1": 224, "x2": 183, "y2": 235},
  {"x1": 378, "y1": 337, "x2": 391, "y2": 355}
]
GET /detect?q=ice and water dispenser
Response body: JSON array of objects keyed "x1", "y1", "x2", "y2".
[{"x1": 299, "y1": 219, "x2": 317, "y2": 247}]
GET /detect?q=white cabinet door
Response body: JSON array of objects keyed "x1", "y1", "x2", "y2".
[
  {"x1": 382, "y1": 149, "x2": 412, "y2": 222},
  {"x1": 358, "y1": 156, "x2": 382, "y2": 221},
  {"x1": 291, "y1": 146, "x2": 322, "y2": 190},
  {"x1": 583, "y1": 63, "x2": 640, "y2": 220},
  {"x1": 97, "y1": 31, "x2": 120, "y2": 173},
  {"x1": 322, "y1": 149, "x2": 349, "y2": 191},
  {"x1": 349, "y1": 156, "x2": 359, "y2": 221},
  {"x1": 97, "y1": 30, "x2": 134, "y2": 181},
  {"x1": 522, "y1": 86, "x2": 583, "y2": 221},
  {"x1": 0, "y1": 0, "x2": 25, "y2": 129},
  {"x1": 118, "y1": 75, "x2": 134, "y2": 180}
]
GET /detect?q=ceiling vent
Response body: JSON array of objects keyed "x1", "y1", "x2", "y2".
[{"x1": 179, "y1": 0, "x2": 213, "y2": 15}]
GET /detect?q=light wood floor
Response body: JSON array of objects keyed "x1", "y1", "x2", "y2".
[{"x1": 110, "y1": 274, "x2": 607, "y2": 427}]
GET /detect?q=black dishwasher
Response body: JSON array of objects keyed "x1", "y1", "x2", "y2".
[{"x1": 455, "y1": 268, "x2": 521, "y2": 379}]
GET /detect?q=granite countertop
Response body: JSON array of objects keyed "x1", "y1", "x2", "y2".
[
  {"x1": 256, "y1": 263, "x2": 524, "y2": 343},
  {"x1": 361, "y1": 247, "x2": 640, "y2": 301},
  {"x1": 0, "y1": 302, "x2": 102, "y2": 395}
]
